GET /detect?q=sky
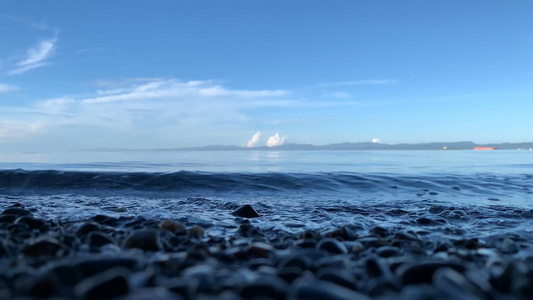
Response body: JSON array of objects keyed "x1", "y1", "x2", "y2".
[{"x1": 0, "y1": 1, "x2": 532, "y2": 151}]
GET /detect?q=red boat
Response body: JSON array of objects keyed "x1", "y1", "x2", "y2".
[{"x1": 473, "y1": 147, "x2": 497, "y2": 150}]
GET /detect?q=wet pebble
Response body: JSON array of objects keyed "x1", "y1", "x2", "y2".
[
  {"x1": 123, "y1": 229, "x2": 162, "y2": 251},
  {"x1": 291, "y1": 278, "x2": 371, "y2": 300},
  {"x1": 316, "y1": 238, "x2": 348, "y2": 254},
  {"x1": 231, "y1": 204, "x2": 260, "y2": 218},
  {"x1": 74, "y1": 267, "x2": 130, "y2": 299}
]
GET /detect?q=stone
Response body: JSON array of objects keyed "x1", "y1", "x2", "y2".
[
  {"x1": 77, "y1": 257, "x2": 142, "y2": 277},
  {"x1": 188, "y1": 225, "x2": 205, "y2": 237},
  {"x1": 159, "y1": 219, "x2": 186, "y2": 233},
  {"x1": 0, "y1": 215, "x2": 17, "y2": 223},
  {"x1": 123, "y1": 229, "x2": 162, "y2": 251},
  {"x1": 376, "y1": 246, "x2": 402, "y2": 258},
  {"x1": 14, "y1": 216, "x2": 46, "y2": 230},
  {"x1": 231, "y1": 204, "x2": 260, "y2": 218},
  {"x1": 433, "y1": 268, "x2": 487, "y2": 300},
  {"x1": 290, "y1": 278, "x2": 371, "y2": 300},
  {"x1": 163, "y1": 277, "x2": 198, "y2": 299},
  {"x1": 1, "y1": 208, "x2": 32, "y2": 217},
  {"x1": 74, "y1": 267, "x2": 130, "y2": 300},
  {"x1": 239, "y1": 275, "x2": 288, "y2": 299},
  {"x1": 316, "y1": 267, "x2": 357, "y2": 290},
  {"x1": 76, "y1": 222, "x2": 101, "y2": 237},
  {"x1": 23, "y1": 236, "x2": 63, "y2": 257},
  {"x1": 122, "y1": 287, "x2": 183, "y2": 300},
  {"x1": 24, "y1": 276, "x2": 58, "y2": 298},
  {"x1": 88, "y1": 231, "x2": 117, "y2": 247},
  {"x1": 247, "y1": 242, "x2": 274, "y2": 258},
  {"x1": 398, "y1": 262, "x2": 466, "y2": 285},
  {"x1": 316, "y1": 238, "x2": 348, "y2": 254}
]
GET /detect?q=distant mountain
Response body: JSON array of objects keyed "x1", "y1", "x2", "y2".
[{"x1": 144, "y1": 141, "x2": 533, "y2": 151}]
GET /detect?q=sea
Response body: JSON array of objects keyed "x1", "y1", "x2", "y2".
[{"x1": 1, "y1": 150, "x2": 532, "y2": 243}]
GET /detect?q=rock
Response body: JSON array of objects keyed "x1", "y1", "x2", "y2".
[
  {"x1": 159, "y1": 219, "x2": 186, "y2": 233},
  {"x1": 398, "y1": 262, "x2": 466, "y2": 285},
  {"x1": 188, "y1": 225, "x2": 205, "y2": 237},
  {"x1": 231, "y1": 204, "x2": 260, "y2": 218},
  {"x1": 14, "y1": 216, "x2": 46, "y2": 230},
  {"x1": 163, "y1": 277, "x2": 198, "y2": 299},
  {"x1": 290, "y1": 278, "x2": 371, "y2": 300},
  {"x1": 0, "y1": 214, "x2": 17, "y2": 223},
  {"x1": 501, "y1": 238, "x2": 519, "y2": 254},
  {"x1": 247, "y1": 242, "x2": 274, "y2": 258},
  {"x1": 23, "y1": 236, "x2": 63, "y2": 257},
  {"x1": 77, "y1": 257, "x2": 142, "y2": 277},
  {"x1": 182, "y1": 264, "x2": 216, "y2": 294},
  {"x1": 122, "y1": 287, "x2": 183, "y2": 300},
  {"x1": 433, "y1": 268, "x2": 487, "y2": 300},
  {"x1": 277, "y1": 265, "x2": 304, "y2": 283},
  {"x1": 316, "y1": 238, "x2": 348, "y2": 254},
  {"x1": 316, "y1": 268, "x2": 357, "y2": 290},
  {"x1": 376, "y1": 246, "x2": 402, "y2": 258},
  {"x1": 88, "y1": 231, "x2": 117, "y2": 247},
  {"x1": 239, "y1": 275, "x2": 288, "y2": 299},
  {"x1": 123, "y1": 229, "x2": 162, "y2": 251},
  {"x1": 1, "y1": 208, "x2": 32, "y2": 217},
  {"x1": 74, "y1": 267, "x2": 130, "y2": 299},
  {"x1": 76, "y1": 222, "x2": 101, "y2": 237}
]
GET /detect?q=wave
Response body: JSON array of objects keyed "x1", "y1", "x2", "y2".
[{"x1": 0, "y1": 169, "x2": 531, "y2": 198}]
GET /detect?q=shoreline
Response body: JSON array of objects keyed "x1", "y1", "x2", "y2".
[{"x1": 1, "y1": 204, "x2": 532, "y2": 299}]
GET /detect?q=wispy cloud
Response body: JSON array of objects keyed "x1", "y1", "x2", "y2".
[
  {"x1": 8, "y1": 38, "x2": 57, "y2": 75},
  {"x1": 318, "y1": 79, "x2": 397, "y2": 88},
  {"x1": 82, "y1": 79, "x2": 288, "y2": 104},
  {"x1": 0, "y1": 83, "x2": 19, "y2": 93}
]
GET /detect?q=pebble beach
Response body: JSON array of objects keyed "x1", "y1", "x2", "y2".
[{"x1": 1, "y1": 200, "x2": 532, "y2": 299}]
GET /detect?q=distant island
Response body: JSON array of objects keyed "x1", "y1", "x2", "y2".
[{"x1": 137, "y1": 141, "x2": 533, "y2": 152}]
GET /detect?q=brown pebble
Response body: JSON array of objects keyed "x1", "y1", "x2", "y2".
[
  {"x1": 159, "y1": 219, "x2": 186, "y2": 233},
  {"x1": 188, "y1": 226, "x2": 205, "y2": 237}
]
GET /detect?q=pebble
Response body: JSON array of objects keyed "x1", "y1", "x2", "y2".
[
  {"x1": 14, "y1": 216, "x2": 46, "y2": 230},
  {"x1": 316, "y1": 238, "x2": 348, "y2": 254},
  {"x1": 22, "y1": 236, "x2": 63, "y2": 257},
  {"x1": 159, "y1": 219, "x2": 186, "y2": 234},
  {"x1": 291, "y1": 278, "x2": 371, "y2": 300},
  {"x1": 74, "y1": 267, "x2": 130, "y2": 299},
  {"x1": 123, "y1": 229, "x2": 162, "y2": 251},
  {"x1": 239, "y1": 275, "x2": 288, "y2": 299},
  {"x1": 1, "y1": 208, "x2": 32, "y2": 217},
  {"x1": 231, "y1": 204, "x2": 260, "y2": 218},
  {"x1": 1, "y1": 204, "x2": 533, "y2": 300},
  {"x1": 88, "y1": 231, "x2": 117, "y2": 248},
  {"x1": 398, "y1": 262, "x2": 466, "y2": 285}
]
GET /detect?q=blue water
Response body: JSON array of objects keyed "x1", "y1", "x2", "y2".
[{"x1": 0, "y1": 150, "x2": 532, "y2": 242}]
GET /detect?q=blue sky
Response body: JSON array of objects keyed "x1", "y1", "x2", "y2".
[{"x1": 0, "y1": 1, "x2": 532, "y2": 151}]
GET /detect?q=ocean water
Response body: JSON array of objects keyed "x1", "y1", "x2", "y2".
[{"x1": 1, "y1": 150, "x2": 532, "y2": 243}]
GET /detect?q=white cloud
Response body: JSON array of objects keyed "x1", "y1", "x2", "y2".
[
  {"x1": 8, "y1": 38, "x2": 57, "y2": 75},
  {"x1": 0, "y1": 83, "x2": 19, "y2": 93},
  {"x1": 246, "y1": 132, "x2": 261, "y2": 147},
  {"x1": 82, "y1": 79, "x2": 288, "y2": 104},
  {"x1": 266, "y1": 133, "x2": 286, "y2": 147},
  {"x1": 372, "y1": 138, "x2": 381, "y2": 143},
  {"x1": 0, "y1": 79, "x2": 293, "y2": 146}
]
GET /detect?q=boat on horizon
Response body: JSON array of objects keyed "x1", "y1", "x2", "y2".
[{"x1": 473, "y1": 147, "x2": 497, "y2": 150}]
